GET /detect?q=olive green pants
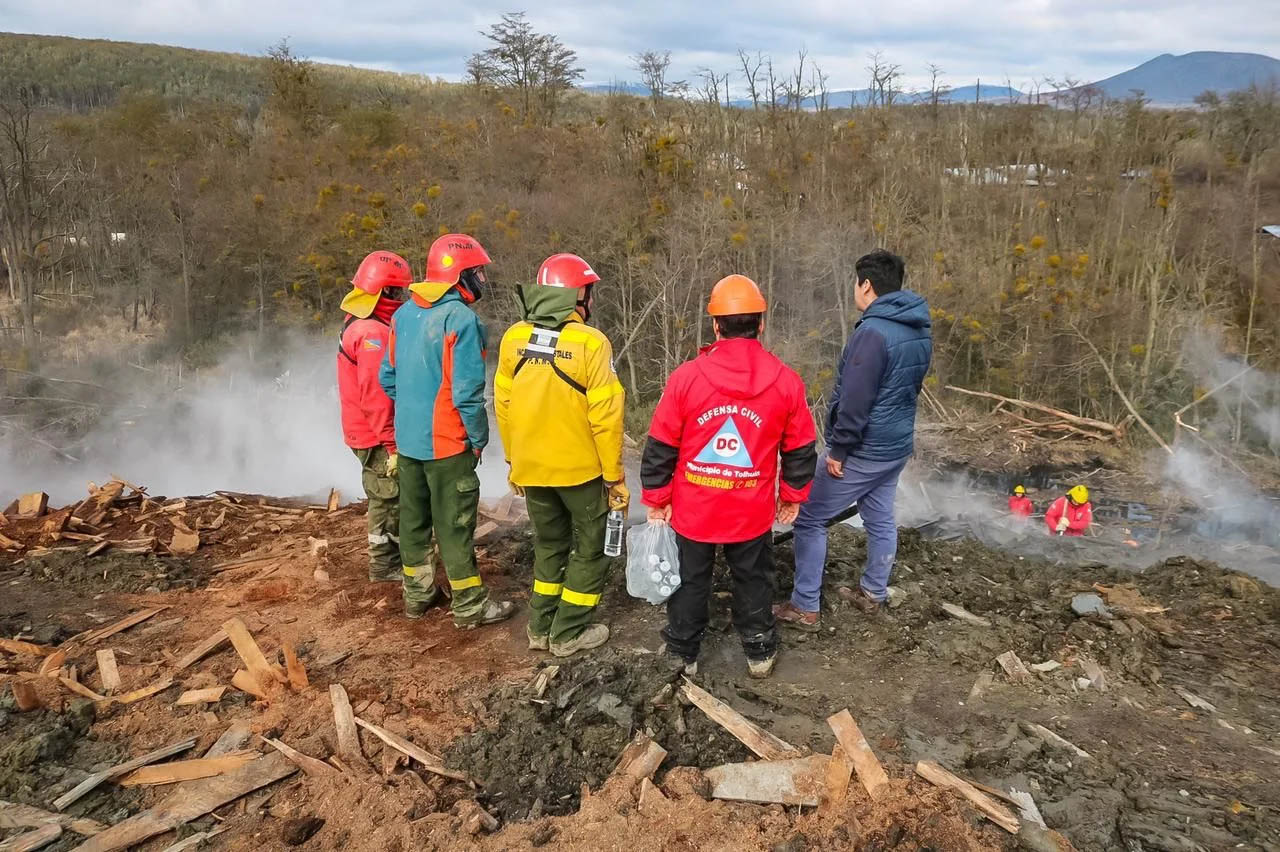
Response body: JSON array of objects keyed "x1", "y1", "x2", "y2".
[
  {"x1": 398, "y1": 451, "x2": 488, "y2": 622},
  {"x1": 524, "y1": 478, "x2": 609, "y2": 644},
  {"x1": 352, "y1": 446, "x2": 400, "y2": 582}
]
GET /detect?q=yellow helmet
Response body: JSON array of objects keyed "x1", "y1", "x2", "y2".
[
  {"x1": 1013, "y1": 485, "x2": 1026, "y2": 496},
  {"x1": 1068, "y1": 485, "x2": 1090, "y2": 505}
]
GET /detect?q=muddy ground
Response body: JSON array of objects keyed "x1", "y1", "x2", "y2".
[{"x1": 3, "y1": 495, "x2": 1280, "y2": 851}]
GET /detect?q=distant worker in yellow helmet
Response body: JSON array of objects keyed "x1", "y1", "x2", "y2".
[
  {"x1": 1008, "y1": 484, "x2": 1034, "y2": 519},
  {"x1": 494, "y1": 253, "x2": 627, "y2": 658},
  {"x1": 1045, "y1": 485, "x2": 1093, "y2": 536}
]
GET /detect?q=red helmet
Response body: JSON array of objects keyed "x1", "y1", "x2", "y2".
[
  {"x1": 352, "y1": 250, "x2": 412, "y2": 294},
  {"x1": 536, "y1": 253, "x2": 600, "y2": 289},
  {"x1": 426, "y1": 234, "x2": 491, "y2": 285}
]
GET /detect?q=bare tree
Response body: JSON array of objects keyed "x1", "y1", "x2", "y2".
[
  {"x1": 926, "y1": 63, "x2": 950, "y2": 122},
  {"x1": 737, "y1": 49, "x2": 764, "y2": 111},
  {"x1": 633, "y1": 50, "x2": 675, "y2": 114},
  {"x1": 467, "y1": 12, "x2": 583, "y2": 123},
  {"x1": 866, "y1": 51, "x2": 902, "y2": 107}
]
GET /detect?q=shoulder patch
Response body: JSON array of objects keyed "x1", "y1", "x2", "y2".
[{"x1": 362, "y1": 338, "x2": 383, "y2": 350}]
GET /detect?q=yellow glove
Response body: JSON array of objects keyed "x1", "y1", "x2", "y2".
[
  {"x1": 385, "y1": 452, "x2": 399, "y2": 478},
  {"x1": 606, "y1": 480, "x2": 630, "y2": 512}
]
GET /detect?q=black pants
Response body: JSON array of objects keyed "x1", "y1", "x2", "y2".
[{"x1": 661, "y1": 531, "x2": 778, "y2": 662}]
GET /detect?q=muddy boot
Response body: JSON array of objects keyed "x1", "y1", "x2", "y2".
[
  {"x1": 747, "y1": 653, "x2": 777, "y2": 679},
  {"x1": 455, "y1": 598, "x2": 516, "y2": 630},
  {"x1": 370, "y1": 568, "x2": 401, "y2": 583},
  {"x1": 550, "y1": 623, "x2": 609, "y2": 658},
  {"x1": 527, "y1": 625, "x2": 549, "y2": 651},
  {"x1": 838, "y1": 585, "x2": 884, "y2": 615},
  {"x1": 661, "y1": 645, "x2": 697, "y2": 676},
  {"x1": 404, "y1": 587, "x2": 440, "y2": 620},
  {"x1": 773, "y1": 602, "x2": 820, "y2": 632}
]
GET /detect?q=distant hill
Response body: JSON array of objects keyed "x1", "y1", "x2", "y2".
[
  {"x1": 580, "y1": 81, "x2": 650, "y2": 97},
  {"x1": 1083, "y1": 51, "x2": 1280, "y2": 105},
  {"x1": 0, "y1": 31, "x2": 433, "y2": 109}
]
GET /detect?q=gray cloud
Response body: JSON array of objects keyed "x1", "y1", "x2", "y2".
[{"x1": 2, "y1": 0, "x2": 1277, "y2": 91}]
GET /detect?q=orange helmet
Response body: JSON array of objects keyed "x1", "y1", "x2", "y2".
[
  {"x1": 425, "y1": 233, "x2": 490, "y2": 285},
  {"x1": 341, "y1": 250, "x2": 411, "y2": 317},
  {"x1": 708, "y1": 274, "x2": 767, "y2": 316},
  {"x1": 537, "y1": 253, "x2": 600, "y2": 289}
]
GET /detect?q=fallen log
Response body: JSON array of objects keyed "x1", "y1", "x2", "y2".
[
  {"x1": 680, "y1": 678, "x2": 802, "y2": 760},
  {"x1": 705, "y1": 755, "x2": 828, "y2": 806},
  {"x1": 826, "y1": 709, "x2": 889, "y2": 801},
  {"x1": 69, "y1": 753, "x2": 297, "y2": 852},
  {"x1": 914, "y1": 760, "x2": 1020, "y2": 834},
  {"x1": 53, "y1": 737, "x2": 198, "y2": 811},
  {"x1": 944, "y1": 386, "x2": 1120, "y2": 435}
]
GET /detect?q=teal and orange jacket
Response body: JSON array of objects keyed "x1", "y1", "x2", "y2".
[{"x1": 378, "y1": 289, "x2": 488, "y2": 461}]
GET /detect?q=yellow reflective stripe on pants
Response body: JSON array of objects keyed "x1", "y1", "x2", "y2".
[
  {"x1": 533, "y1": 580, "x2": 563, "y2": 597},
  {"x1": 585, "y1": 380, "x2": 624, "y2": 404},
  {"x1": 561, "y1": 587, "x2": 601, "y2": 607},
  {"x1": 449, "y1": 575, "x2": 483, "y2": 591},
  {"x1": 402, "y1": 564, "x2": 424, "y2": 577}
]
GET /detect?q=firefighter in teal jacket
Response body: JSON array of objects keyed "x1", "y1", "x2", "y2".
[{"x1": 379, "y1": 233, "x2": 514, "y2": 628}]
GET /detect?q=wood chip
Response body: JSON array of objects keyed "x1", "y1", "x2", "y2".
[
  {"x1": 329, "y1": 684, "x2": 365, "y2": 766},
  {"x1": 327, "y1": 489, "x2": 340, "y2": 513},
  {"x1": 17, "y1": 492, "x2": 49, "y2": 518},
  {"x1": 261, "y1": 737, "x2": 337, "y2": 778},
  {"x1": 353, "y1": 716, "x2": 472, "y2": 783},
  {"x1": 968, "y1": 670, "x2": 995, "y2": 701},
  {"x1": 0, "y1": 639, "x2": 55, "y2": 657},
  {"x1": 1078, "y1": 656, "x2": 1107, "y2": 691},
  {"x1": 10, "y1": 680, "x2": 41, "y2": 712},
  {"x1": 37, "y1": 649, "x2": 67, "y2": 677},
  {"x1": 95, "y1": 650, "x2": 122, "y2": 694},
  {"x1": 1018, "y1": 721, "x2": 1093, "y2": 760},
  {"x1": 0, "y1": 822, "x2": 61, "y2": 852},
  {"x1": 169, "y1": 530, "x2": 200, "y2": 555},
  {"x1": 231, "y1": 669, "x2": 268, "y2": 700},
  {"x1": 174, "y1": 630, "x2": 230, "y2": 671},
  {"x1": 57, "y1": 678, "x2": 106, "y2": 701},
  {"x1": 87, "y1": 607, "x2": 169, "y2": 644},
  {"x1": 70, "y1": 753, "x2": 297, "y2": 852},
  {"x1": 175, "y1": 687, "x2": 227, "y2": 707},
  {"x1": 102, "y1": 678, "x2": 173, "y2": 707},
  {"x1": 914, "y1": 761, "x2": 1020, "y2": 833},
  {"x1": 996, "y1": 650, "x2": 1031, "y2": 682},
  {"x1": 610, "y1": 732, "x2": 667, "y2": 787},
  {"x1": 118, "y1": 752, "x2": 259, "y2": 787},
  {"x1": 705, "y1": 755, "x2": 829, "y2": 806},
  {"x1": 0, "y1": 800, "x2": 106, "y2": 836},
  {"x1": 53, "y1": 738, "x2": 198, "y2": 811},
  {"x1": 283, "y1": 643, "x2": 308, "y2": 691},
  {"x1": 940, "y1": 602, "x2": 992, "y2": 627},
  {"x1": 1174, "y1": 686, "x2": 1217, "y2": 713},
  {"x1": 827, "y1": 709, "x2": 890, "y2": 801},
  {"x1": 680, "y1": 678, "x2": 802, "y2": 760},
  {"x1": 157, "y1": 826, "x2": 226, "y2": 852},
  {"x1": 822, "y1": 743, "x2": 854, "y2": 809},
  {"x1": 221, "y1": 617, "x2": 286, "y2": 688},
  {"x1": 1009, "y1": 788, "x2": 1046, "y2": 829}
]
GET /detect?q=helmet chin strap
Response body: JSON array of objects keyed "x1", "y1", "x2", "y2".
[{"x1": 577, "y1": 284, "x2": 593, "y2": 322}]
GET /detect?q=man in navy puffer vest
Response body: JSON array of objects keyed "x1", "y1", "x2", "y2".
[{"x1": 776, "y1": 250, "x2": 932, "y2": 630}]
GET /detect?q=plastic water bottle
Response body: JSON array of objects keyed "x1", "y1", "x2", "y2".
[{"x1": 604, "y1": 510, "x2": 624, "y2": 557}]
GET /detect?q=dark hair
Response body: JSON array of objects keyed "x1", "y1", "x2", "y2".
[
  {"x1": 715, "y1": 313, "x2": 762, "y2": 339},
  {"x1": 855, "y1": 249, "x2": 905, "y2": 295}
]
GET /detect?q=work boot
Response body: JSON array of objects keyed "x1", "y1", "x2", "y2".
[
  {"x1": 747, "y1": 653, "x2": 777, "y2": 679},
  {"x1": 838, "y1": 585, "x2": 884, "y2": 615},
  {"x1": 661, "y1": 645, "x2": 697, "y2": 676},
  {"x1": 527, "y1": 625, "x2": 550, "y2": 651},
  {"x1": 370, "y1": 568, "x2": 401, "y2": 583},
  {"x1": 404, "y1": 588, "x2": 440, "y2": 620},
  {"x1": 454, "y1": 598, "x2": 517, "y2": 629},
  {"x1": 773, "y1": 602, "x2": 820, "y2": 633},
  {"x1": 549, "y1": 623, "x2": 610, "y2": 658}
]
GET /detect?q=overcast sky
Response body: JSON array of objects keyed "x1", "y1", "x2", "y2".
[{"x1": 3, "y1": 0, "x2": 1278, "y2": 91}]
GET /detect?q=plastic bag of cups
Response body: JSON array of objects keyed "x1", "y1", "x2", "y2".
[{"x1": 625, "y1": 520, "x2": 682, "y2": 604}]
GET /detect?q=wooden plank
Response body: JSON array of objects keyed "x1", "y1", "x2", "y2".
[
  {"x1": 173, "y1": 630, "x2": 230, "y2": 671},
  {"x1": 157, "y1": 827, "x2": 224, "y2": 852},
  {"x1": 87, "y1": 607, "x2": 169, "y2": 644},
  {"x1": 203, "y1": 722, "x2": 252, "y2": 758},
  {"x1": 996, "y1": 651, "x2": 1031, "y2": 683},
  {"x1": 0, "y1": 639, "x2": 55, "y2": 657},
  {"x1": 69, "y1": 753, "x2": 297, "y2": 852},
  {"x1": 11, "y1": 680, "x2": 41, "y2": 712},
  {"x1": 283, "y1": 643, "x2": 308, "y2": 691},
  {"x1": 57, "y1": 678, "x2": 106, "y2": 702},
  {"x1": 17, "y1": 492, "x2": 49, "y2": 518},
  {"x1": 705, "y1": 755, "x2": 828, "y2": 806},
  {"x1": 915, "y1": 761, "x2": 1020, "y2": 833},
  {"x1": 822, "y1": 744, "x2": 854, "y2": 808},
  {"x1": 0, "y1": 823, "x2": 61, "y2": 852},
  {"x1": 609, "y1": 732, "x2": 667, "y2": 785},
  {"x1": 102, "y1": 678, "x2": 173, "y2": 707},
  {"x1": 940, "y1": 602, "x2": 992, "y2": 627},
  {"x1": 221, "y1": 618, "x2": 286, "y2": 687},
  {"x1": 261, "y1": 737, "x2": 337, "y2": 778},
  {"x1": 827, "y1": 709, "x2": 890, "y2": 801},
  {"x1": 353, "y1": 716, "x2": 472, "y2": 783},
  {"x1": 174, "y1": 687, "x2": 226, "y2": 707},
  {"x1": 168, "y1": 530, "x2": 200, "y2": 555},
  {"x1": 53, "y1": 738, "x2": 198, "y2": 811},
  {"x1": 118, "y1": 752, "x2": 259, "y2": 787},
  {"x1": 0, "y1": 801, "x2": 106, "y2": 836},
  {"x1": 329, "y1": 684, "x2": 364, "y2": 765},
  {"x1": 680, "y1": 678, "x2": 801, "y2": 761},
  {"x1": 474, "y1": 521, "x2": 498, "y2": 542},
  {"x1": 231, "y1": 669, "x2": 268, "y2": 700},
  {"x1": 95, "y1": 650, "x2": 121, "y2": 694}
]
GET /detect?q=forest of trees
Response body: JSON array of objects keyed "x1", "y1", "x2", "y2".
[{"x1": 2, "y1": 28, "x2": 1279, "y2": 448}]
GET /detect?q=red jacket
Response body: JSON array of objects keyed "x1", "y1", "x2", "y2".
[
  {"x1": 338, "y1": 307, "x2": 397, "y2": 452},
  {"x1": 641, "y1": 338, "x2": 817, "y2": 544},
  {"x1": 1008, "y1": 495, "x2": 1034, "y2": 518},
  {"x1": 1044, "y1": 496, "x2": 1092, "y2": 536}
]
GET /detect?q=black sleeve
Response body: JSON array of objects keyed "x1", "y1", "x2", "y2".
[
  {"x1": 780, "y1": 440, "x2": 818, "y2": 491},
  {"x1": 827, "y1": 327, "x2": 888, "y2": 462},
  {"x1": 641, "y1": 435, "x2": 679, "y2": 489}
]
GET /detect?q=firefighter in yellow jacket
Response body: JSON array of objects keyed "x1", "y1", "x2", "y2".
[{"x1": 495, "y1": 253, "x2": 627, "y2": 658}]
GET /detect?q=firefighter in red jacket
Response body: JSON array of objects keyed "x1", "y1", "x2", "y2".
[
  {"x1": 1008, "y1": 484, "x2": 1033, "y2": 518},
  {"x1": 1045, "y1": 485, "x2": 1093, "y2": 536},
  {"x1": 641, "y1": 275, "x2": 817, "y2": 679},
  {"x1": 338, "y1": 250, "x2": 411, "y2": 582}
]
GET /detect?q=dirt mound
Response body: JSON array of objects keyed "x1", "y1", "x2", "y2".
[
  {"x1": 16, "y1": 550, "x2": 206, "y2": 595},
  {"x1": 446, "y1": 648, "x2": 751, "y2": 820}
]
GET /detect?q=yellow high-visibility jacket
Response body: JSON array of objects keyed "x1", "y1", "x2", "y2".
[{"x1": 495, "y1": 315, "x2": 625, "y2": 488}]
